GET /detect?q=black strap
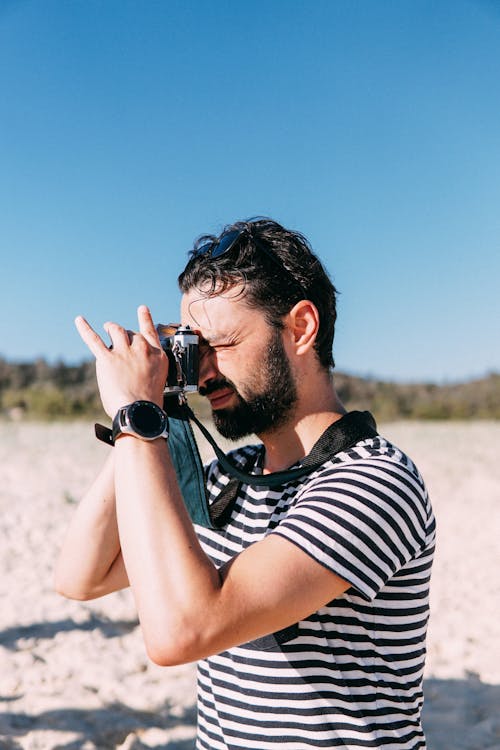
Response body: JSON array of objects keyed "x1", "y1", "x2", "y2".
[
  {"x1": 187, "y1": 405, "x2": 377, "y2": 487},
  {"x1": 192, "y1": 408, "x2": 378, "y2": 528}
]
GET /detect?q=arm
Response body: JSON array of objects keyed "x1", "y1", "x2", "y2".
[
  {"x1": 69, "y1": 306, "x2": 350, "y2": 664},
  {"x1": 54, "y1": 447, "x2": 129, "y2": 600},
  {"x1": 114, "y1": 435, "x2": 350, "y2": 666}
]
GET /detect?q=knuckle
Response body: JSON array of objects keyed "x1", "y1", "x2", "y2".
[{"x1": 134, "y1": 334, "x2": 149, "y2": 353}]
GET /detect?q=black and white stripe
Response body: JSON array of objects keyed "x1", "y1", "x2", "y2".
[{"x1": 195, "y1": 436, "x2": 435, "y2": 749}]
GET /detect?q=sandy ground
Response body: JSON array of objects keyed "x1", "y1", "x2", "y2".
[{"x1": 0, "y1": 420, "x2": 499, "y2": 749}]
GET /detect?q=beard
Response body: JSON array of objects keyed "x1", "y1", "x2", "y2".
[{"x1": 199, "y1": 328, "x2": 298, "y2": 441}]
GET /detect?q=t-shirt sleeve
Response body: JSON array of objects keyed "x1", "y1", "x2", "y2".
[{"x1": 271, "y1": 459, "x2": 430, "y2": 601}]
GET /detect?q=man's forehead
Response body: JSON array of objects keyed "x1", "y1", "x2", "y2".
[{"x1": 180, "y1": 286, "x2": 250, "y2": 331}]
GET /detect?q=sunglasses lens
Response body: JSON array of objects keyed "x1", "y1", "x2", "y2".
[
  {"x1": 211, "y1": 229, "x2": 243, "y2": 258},
  {"x1": 195, "y1": 241, "x2": 213, "y2": 257}
]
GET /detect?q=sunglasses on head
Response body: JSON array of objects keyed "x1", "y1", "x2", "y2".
[
  {"x1": 194, "y1": 228, "x2": 245, "y2": 259},
  {"x1": 193, "y1": 228, "x2": 307, "y2": 298}
]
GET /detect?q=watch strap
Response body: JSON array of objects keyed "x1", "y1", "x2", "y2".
[
  {"x1": 112, "y1": 405, "x2": 128, "y2": 443},
  {"x1": 95, "y1": 422, "x2": 114, "y2": 445},
  {"x1": 96, "y1": 401, "x2": 169, "y2": 445}
]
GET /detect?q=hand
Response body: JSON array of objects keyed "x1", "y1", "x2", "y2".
[{"x1": 75, "y1": 305, "x2": 168, "y2": 418}]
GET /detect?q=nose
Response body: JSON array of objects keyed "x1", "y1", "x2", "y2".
[{"x1": 198, "y1": 345, "x2": 220, "y2": 389}]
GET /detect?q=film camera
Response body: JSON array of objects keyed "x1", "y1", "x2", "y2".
[{"x1": 156, "y1": 324, "x2": 199, "y2": 395}]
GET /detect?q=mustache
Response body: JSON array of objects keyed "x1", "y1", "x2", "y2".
[{"x1": 198, "y1": 378, "x2": 236, "y2": 397}]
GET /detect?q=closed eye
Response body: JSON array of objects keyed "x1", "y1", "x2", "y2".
[
  {"x1": 213, "y1": 339, "x2": 238, "y2": 350},
  {"x1": 198, "y1": 339, "x2": 237, "y2": 360}
]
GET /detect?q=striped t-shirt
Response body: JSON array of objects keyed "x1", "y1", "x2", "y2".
[{"x1": 195, "y1": 433, "x2": 435, "y2": 750}]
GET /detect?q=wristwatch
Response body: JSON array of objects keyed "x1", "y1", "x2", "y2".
[{"x1": 112, "y1": 400, "x2": 169, "y2": 443}]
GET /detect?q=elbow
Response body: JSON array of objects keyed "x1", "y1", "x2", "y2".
[
  {"x1": 146, "y1": 644, "x2": 189, "y2": 667},
  {"x1": 56, "y1": 586, "x2": 96, "y2": 602},
  {"x1": 53, "y1": 570, "x2": 98, "y2": 602},
  {"x1": 143, "y1": 621, "x2": 208, "y2": 667},
  {"x1": 53, "y1": 570, "x2": 74, "y2": 599},
  {"x1": 54, "y1": 582, "x2": 95, "y2": 601},
  {"x1": 146, "y1": 643, "x2": 194, "y2": 668}
]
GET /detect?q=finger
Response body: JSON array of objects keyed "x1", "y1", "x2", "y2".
[
  {"x1": 137, "y1": 305, "x2": 161, "y2": 348},
  {"x1": 103, "y1": 321, "x2": 134, "y2": 350},
  {"x1": 75, "y1": 316, "x2": 109, "y2": 358}
]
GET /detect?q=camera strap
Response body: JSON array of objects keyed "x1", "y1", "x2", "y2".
[
  {"x1": 96, "y1": 401, "x2": 378, "y2": 529},
  {"x1": 172, "y1": 402, "x2": 378, "y2": 528}
]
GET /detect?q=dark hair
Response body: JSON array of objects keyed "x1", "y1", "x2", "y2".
[{"x1": 178, "y1": 218, "x2": 338, "y2": 370}]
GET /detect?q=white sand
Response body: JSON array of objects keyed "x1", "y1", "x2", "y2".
[{"x1": 0, "y1": 420, "x2": 499, "y2": 749}]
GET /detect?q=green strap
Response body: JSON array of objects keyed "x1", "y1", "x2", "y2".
[{"x1": 166, "y1": 410, "x2": 212, "y2": 528}]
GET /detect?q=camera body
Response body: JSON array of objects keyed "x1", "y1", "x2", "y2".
[{"x1": 156, "y1": 324, "x2": 199, "y2": 394}]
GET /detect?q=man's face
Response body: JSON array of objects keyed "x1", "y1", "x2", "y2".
[{"x1": 180, "y1": 287, "x2": 298, "y2": 440}]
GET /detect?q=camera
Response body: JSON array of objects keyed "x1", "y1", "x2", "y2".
[{"x1": 156, "y1": 324, "x2": 199, "y2": 395}]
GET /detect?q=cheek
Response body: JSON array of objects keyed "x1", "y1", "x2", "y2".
[
  {"x1": 207, "y1": 351, "x2": 239, "y2": 387},
  {"x1": 217, "y1": 352, "x2": 254, "y2": 392},
  {"x1": 216, "y1": 349, "x2": 242, "y2": 374}
]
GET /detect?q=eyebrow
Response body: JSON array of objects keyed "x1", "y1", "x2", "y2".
[
  {"x1": 200, "y1": 332, "x2": 230, "y2": 345},
  {"x1": 198, "y1": 327, "x2": 242, "y2": 346}
]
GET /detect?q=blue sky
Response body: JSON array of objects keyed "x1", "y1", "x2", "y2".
[{"x1": 1, "y1": 0, "x2": 499, "y2": 382}]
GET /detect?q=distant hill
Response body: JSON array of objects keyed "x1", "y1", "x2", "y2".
[
  {"x1": 332, "y1": 371, "x2": 500, "y2": 420},
  {"x1": 0, "y1": 357, "x2": 498, "y2": 421},
  {"x1": 0, "y1": 358, "x2": 104, "y2": 420}
]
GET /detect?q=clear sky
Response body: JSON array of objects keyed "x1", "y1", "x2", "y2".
[{"x1": 1, "y1": 0, "x2": 499, "y2": 382}]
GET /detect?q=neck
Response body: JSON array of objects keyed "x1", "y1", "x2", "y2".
[{"x1": 259, "y1": 385, "x2": 346, "y2": 474}]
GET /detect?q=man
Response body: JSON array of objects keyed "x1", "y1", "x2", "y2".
[{"x1": 56, "y1": 218, "x2": 435, "y2": 749}]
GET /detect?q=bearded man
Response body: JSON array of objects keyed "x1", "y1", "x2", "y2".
[{"x1": 56, "y1": 218, "x2": 435, "y2": 750}]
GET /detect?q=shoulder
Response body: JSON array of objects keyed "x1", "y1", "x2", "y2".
[
  {"x1": 295, "y1": 434, "x2": 432, "y2": 536},
  {"x1": 310, "y1": 434, "x2": 426, "y2": 492},
  {"x1": 273, "y1": 435, "x2": 435, "y2": 600}
]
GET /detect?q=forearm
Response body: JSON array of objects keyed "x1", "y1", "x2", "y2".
[
  {"x1": 55, "y1": 451, "x2": 128, "y2": 599},
  {"x1": 113, "y1": 436, "x2": 222, "y2": 663}
]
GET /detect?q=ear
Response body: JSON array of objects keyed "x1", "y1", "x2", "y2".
[{"x1": 285, "y1": 300, "x2": 320, "y2": 356}]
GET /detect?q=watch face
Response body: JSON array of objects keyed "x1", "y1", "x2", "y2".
[{"x1": 129, "y1": 402, "x2": 165, "y2": 437}]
